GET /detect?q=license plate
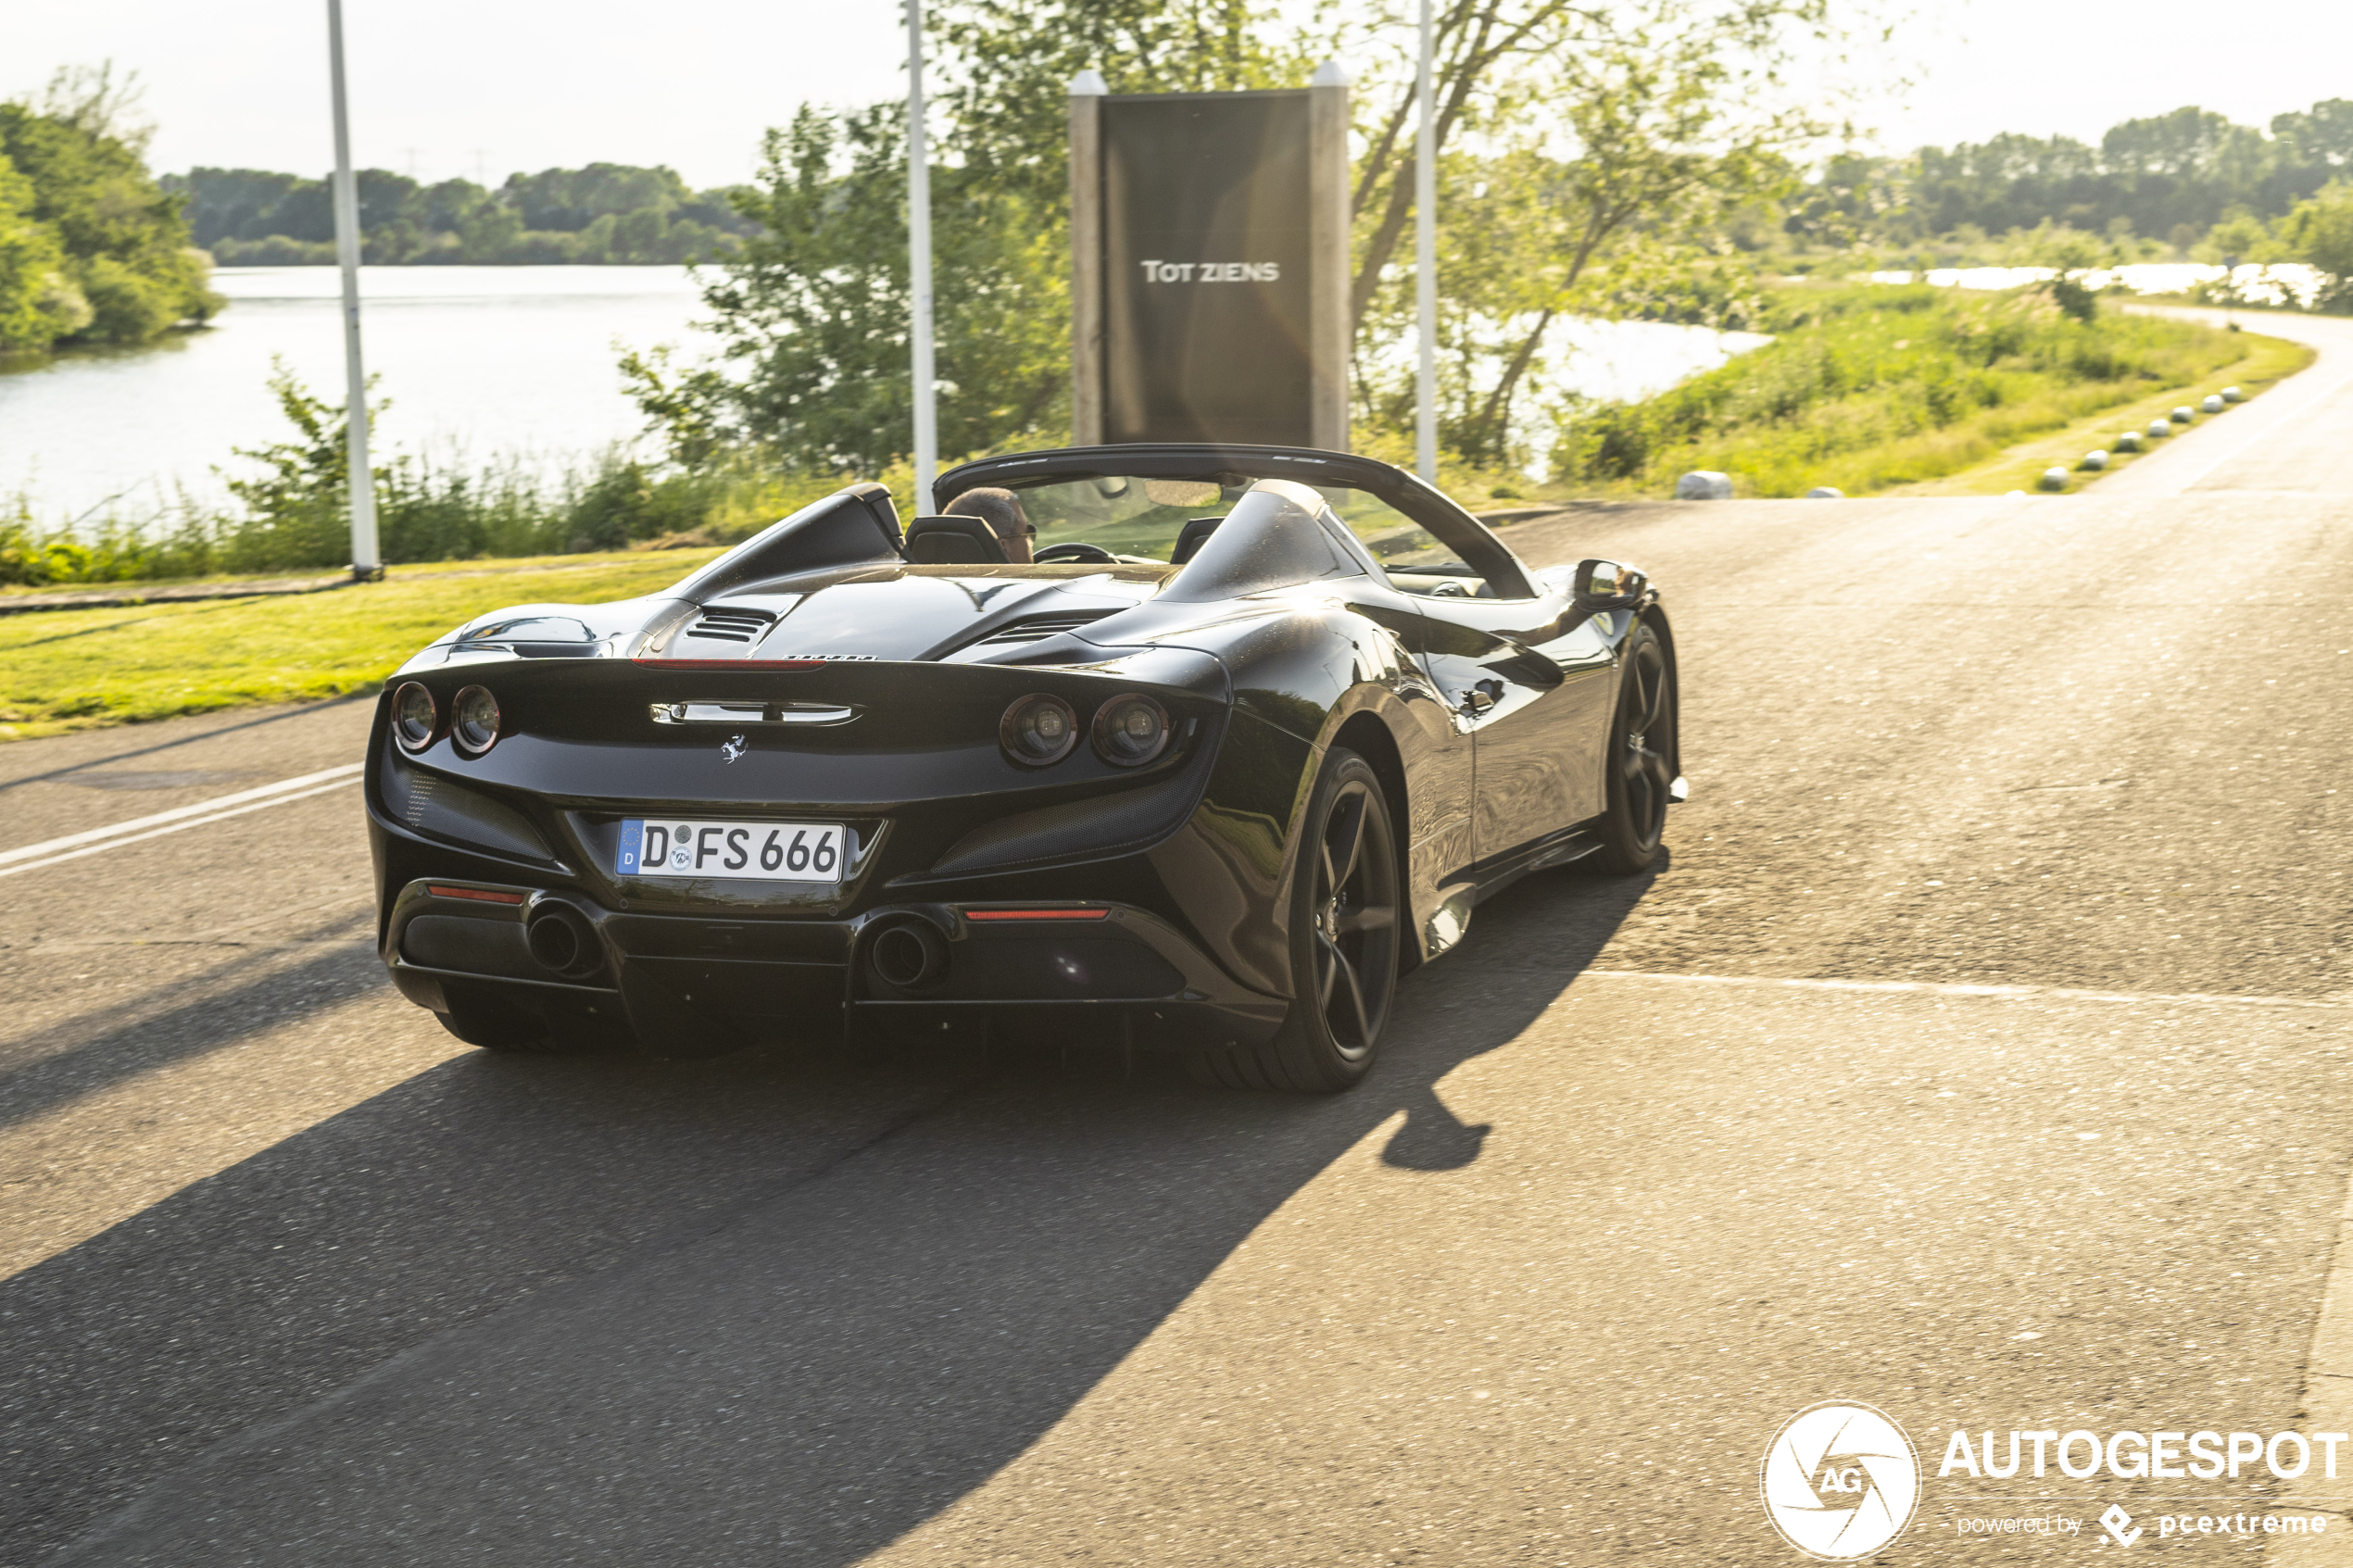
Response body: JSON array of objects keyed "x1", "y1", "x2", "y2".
[{"x1": 618, "y1": 819, "x2": 846, "y2": 882}]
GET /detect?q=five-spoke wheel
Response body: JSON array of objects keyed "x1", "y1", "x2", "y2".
[
  {"x1": 1189, "y1": 747, "x2": 1400, "y2": 1092},
  {"x1": 1593, "y1": 620, "x2": 1676, "y2": 873}
]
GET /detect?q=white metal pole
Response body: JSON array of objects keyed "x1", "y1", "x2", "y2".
[
  {"x1": 325, "y1": 0, "x2": 379, "y2": 577},
  {"x1": 906, "y1": 0, "x2": 937, "y2": 514},
  {"x1": 1415, "y1": 0, "x2": 1438, "y2": 484}
]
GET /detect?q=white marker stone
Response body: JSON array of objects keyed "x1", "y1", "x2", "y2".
[
  {"x1": 2201, "y1": 394, "x2": 2225, "y2": 414},
  {"x1": 2082, "y1": 449, "x2": 2109, "y2": 470},
  {"x1": 1676, "y1": 470, "x2": 1733, "y2": 500},
  {"x1": 1805, "y1": 486, "x2": 1844, "y2": 498},
  {"x1": 2171, "y1": 406, "x2": 2196, "y2": 423},
  {"x1": 2222, "y1": 385, "x2": 2245, "y2": 402},
  {"x1": 2115, "y1": 431, "x2": 2143, "y2": 451},
  {"x1": 2040, "y1": 467, "x2": 2070, "y2": 491},
  {"x1": 2147, "y1": 420, "x2": 2171, "y2": 439}
]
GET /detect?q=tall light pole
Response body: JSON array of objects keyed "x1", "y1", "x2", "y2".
[
  {"x1": 906, "y1": 0, "x2": 938, "y2": 514},
  {"x1": 1415, "y1": 0, "x2": 1438, "y2": 484},
  {"x1": 325, "y1": 0, "x2": 380, "y2": 579}
]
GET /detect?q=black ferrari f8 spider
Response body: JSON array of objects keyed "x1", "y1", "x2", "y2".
[{"x1": 367, "y1": 445, "x2": 1682, "y2": 1090}]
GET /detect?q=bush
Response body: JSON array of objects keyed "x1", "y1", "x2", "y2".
[{"x1": 0, "y1": 363, "x2": 871, "y2": 587}]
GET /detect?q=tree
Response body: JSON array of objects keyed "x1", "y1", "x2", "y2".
[
  {"x1": 0, "y1": 151, "x2": 84, "y2": 351},
  {"x1": 638, "y1": 0, "x2": 1869, "y2": 474},
  {"x1": 2282, "y1": 182, "x2": 2353, "y2": 312},
  {"x1": 628, "y1": 105, "x2": 1068, "y2": 473},
  {"x1": 2272, "y1": 100, "x2": 2353, "y2": 172},
  {"x1": 0, "y1": 65, "x2": 219, "y2": 350},
  {"x1": 1328, "y1": 0, "x2": 1839, "y2": 343}
]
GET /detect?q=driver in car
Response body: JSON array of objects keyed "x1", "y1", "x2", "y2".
[{"x1": 940, "y1": 486, "x2": 1035, "y2": 564}]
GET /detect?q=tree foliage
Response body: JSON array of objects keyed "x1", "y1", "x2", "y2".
[
  {"x1": 0, "y1": 65, "x2": 219, "y2": 356},
  {"x1": 642, "y1": 0, "x2": 1860, "y2": 476},
  {"x1": 1895, "y1": 98, "x2": 2353, "y2": 245}
]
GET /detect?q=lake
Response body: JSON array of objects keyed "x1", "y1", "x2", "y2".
[{"x1": 0, "y1": 266, "x2": 1764, "y2": 525}]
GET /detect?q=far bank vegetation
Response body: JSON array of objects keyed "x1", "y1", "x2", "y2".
[{"x1": 168, "y1": 162, "x2": 760, "y2": 267}]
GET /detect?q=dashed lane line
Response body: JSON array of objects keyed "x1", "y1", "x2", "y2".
[{"x1": 0, "y1": 764, "x2": 364, "y2": 880}]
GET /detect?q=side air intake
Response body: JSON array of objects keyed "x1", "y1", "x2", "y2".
[{"x1": 684, "y1": 608, "x2": 777, "y2": 644}]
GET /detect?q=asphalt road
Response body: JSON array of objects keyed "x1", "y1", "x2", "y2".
[
  {"x1": 4, "y1": 359, "x2": 2349, "y2": 1563},
  {"x1": 2108, "y1": 306, "x2": 2353, "y2": 498}
]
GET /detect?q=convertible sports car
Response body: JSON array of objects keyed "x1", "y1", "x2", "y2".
[{"x1": 367, "y1": 444, "x2": 1682, "y2": 1091}]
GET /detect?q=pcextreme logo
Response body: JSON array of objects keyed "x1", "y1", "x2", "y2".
[{"x1": 1762, "y1": 1401, "x2": 1923, "y2": 1560}]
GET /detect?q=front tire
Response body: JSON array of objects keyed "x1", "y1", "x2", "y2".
[
  {"x1": 1189, "y1": 748, "x2": 1401, "y2": 1092},
  {"x1": 1591, "y1": 619, "x2": 1676, "y2": 875}
]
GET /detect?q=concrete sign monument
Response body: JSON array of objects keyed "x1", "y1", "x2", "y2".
[{"x1": 1068, "y1": 64, "x2": 1351, "y2": 450}]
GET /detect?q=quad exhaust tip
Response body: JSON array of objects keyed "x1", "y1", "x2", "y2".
[
  {"x1": 869, "y1": 919, "x2": 950, "y2": 992},
  {"x1": 525, "y1": 901, "x2": 605, "y2": 980}
]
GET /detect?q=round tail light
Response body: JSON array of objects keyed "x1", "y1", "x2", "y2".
[
  {"x1": 1091, "y1": 693, "x2": 1171, "y2": 766},
  {"x1": 1000, "y1": 693, "x2": 1078, "y2": 766},
  {"x1": 451, "y1": 684, "x2": 502, "y2": 756},
  {"x1": 391, "y1": 682, "x2": 437, "y2": 752}
]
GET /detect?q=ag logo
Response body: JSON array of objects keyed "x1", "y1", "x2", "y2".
[{"x1": 1760, "y1": 1400, "x2": 1920, "y2": 1560}]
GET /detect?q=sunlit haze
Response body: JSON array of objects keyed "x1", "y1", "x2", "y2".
[{"x1": 6, "y1": 0, "x2": 2351, "y2": 189}]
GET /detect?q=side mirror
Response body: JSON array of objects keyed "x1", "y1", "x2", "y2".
[{"x1": 1572, "y1": 558, "x2": 1644, "y2": 612}]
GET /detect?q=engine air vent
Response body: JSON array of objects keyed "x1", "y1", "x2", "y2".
[
  {"x1": 965, "y1": 610, "x2": 1113, "y2": 650},
  {"x1": 684, "y1": 608, "x2": 777, "y2": 644}
]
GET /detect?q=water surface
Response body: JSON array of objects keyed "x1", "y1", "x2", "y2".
[{"x1": 1, "y1": 266, "x2": 707, "y2": 523}]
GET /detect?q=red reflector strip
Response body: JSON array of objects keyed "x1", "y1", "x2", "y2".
[
  {"x1": 963, "y1": 907, "x2": 1110, "y2": 922},
  {"x1": 427, "y1": 884, "x2": 527, "y2": 904},
  {"x1": 631, "y1": 658, "x2": 826, "y2": 671}
]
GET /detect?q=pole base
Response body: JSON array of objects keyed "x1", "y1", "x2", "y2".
[{"x1": 350, "y1": 563, "x2": 386, "y2": 583}]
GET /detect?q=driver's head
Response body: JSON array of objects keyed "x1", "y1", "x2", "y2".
[{"x1": 941, "y1": 487, "x2": 1033, "y2": 564}]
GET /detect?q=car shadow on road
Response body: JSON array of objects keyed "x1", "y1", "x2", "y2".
[
  {"x1": 0, "y1": 910, "x2": 383, "y2": 1132},
  {"x1": 5, "y1": 858, "x2": 1664, "y2": 1568}
]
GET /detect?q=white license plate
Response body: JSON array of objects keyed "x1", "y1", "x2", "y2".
[{"x1": 618, "y1": 819, "x2": 846, "y2": 882}]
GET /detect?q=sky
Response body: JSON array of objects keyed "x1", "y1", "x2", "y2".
[{"x1": 5, "y1": 0, "x2": 2352, "y2": 190}]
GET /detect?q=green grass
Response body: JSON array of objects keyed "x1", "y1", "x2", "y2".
[
  {"x1": 1563, "y1": 283, "x2": 2271, "y2": 497},
  {"x1": 0, "y1": 546, "x2": 724, "y2": 739},
  {"x1": 1886, "y1": 328, "x2": 2311, "y2": 495}
]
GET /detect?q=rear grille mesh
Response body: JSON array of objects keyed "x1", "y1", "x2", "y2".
[
  {"x1": 964, "y1": 610, "x2": 1112, "y2": 650},
  {"x1": 684, "y1": 608, "x2": 776, "y2": 644}
]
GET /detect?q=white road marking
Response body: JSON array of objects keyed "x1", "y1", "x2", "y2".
[
  {"x1": 0, "y1": 764, "x2": 364, "y2": 880},
  {"x1": 1579, "y1": 968, "x2": 2343, "y2": 1010},
  {"x1": 2173, "y1": 367, "x2": 2353, "y2": 495}
]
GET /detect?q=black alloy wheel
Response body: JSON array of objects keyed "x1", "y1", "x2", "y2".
[
  {"x1": 1592, "y1": 619, "x2": 1675, "y2": 874},
  {"x1": 1189, "y1": 748, "x2": 1400, "y2": 1092}
]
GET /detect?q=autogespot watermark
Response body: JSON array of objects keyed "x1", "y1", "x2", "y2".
[
  {"x1": 1937, "y1": 1426, "x2": 2351, "y2": 1482},
  {"x1": 1760, "y1": 1401, "x2": 1922, "y2": 1560},
  {"x1": 1954, "y1": 1513, "x2": 2081, "y2": 1537},
  {"x1": 1762, "y1": 1407, "x2": 2342, "y2": 1555}
]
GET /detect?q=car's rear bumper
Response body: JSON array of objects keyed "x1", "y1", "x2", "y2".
[{"x1": 382, "y1": 877, "x2": 1288, "y2": 1055}]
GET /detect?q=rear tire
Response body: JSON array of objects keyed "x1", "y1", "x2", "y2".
[
  {"x1": 1188, "y1": 748, "x2": 1401, "y2": 1092},
  {"x1": 1591, "y1": 619, "x2": 1676, "y2": 875}
]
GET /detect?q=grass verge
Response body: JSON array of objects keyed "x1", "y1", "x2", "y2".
[
  {"x1": 0, "y1": 546, "x2": 724, "y2": 740},
  {"x1": 1884, "y1": 328, "x2": 2312, "y2": 495},
  {"x1": 1560, "y1": 283, "x2": 2282, "y2": 497}
]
